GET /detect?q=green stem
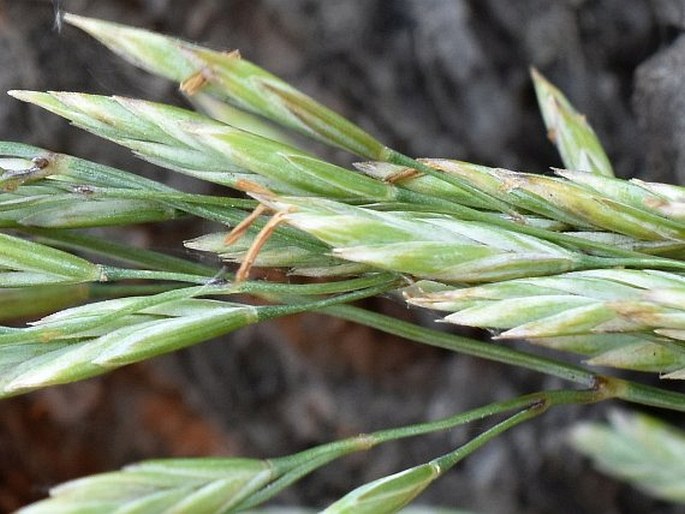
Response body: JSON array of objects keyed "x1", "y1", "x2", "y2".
[
  {"x1": 240, "y1": 387, "x2": 608, "y2": 510},
  {"x1": 433, "y1": 387, "x2": 614, "y2": 471},
  {"x1": 88, "y1": 283, "x2": 182, "y2": 298},
  {"x1": 432, "y1": 407, "x2": 539, "y2": 471},
  {"x1": 585, "y1": 255, "x2": 685, "y2": 272},
  {"x1": 229, "y1": 272, "x2": 402, "y2": 297},
  {"x1": 99, "y1": 266, "x2": 210, "y2": 284},
  {"x1": 256, "y1": 280, "x2": 403, "y2": 321},
  {"x1": 611, "y1": 378, "x2": 685, "y2": 412},
  {"x1": 323, "y1": 303, "x2": 596, "y2": 386},
  {"x1": 373, "y1": 388, "x2": 602, "y2": 444},
  {"x1": 323, "y1": 304, "x2": 685, "y2": 412},
  {"x1": 83, "y1": 187, "x2": 257, "y2": 209},
  {"x1": 0, "y1": 285, "x2": 207, "y2": 345}
]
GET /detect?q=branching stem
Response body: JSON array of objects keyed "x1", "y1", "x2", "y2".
[{"x1": 323, "y1": 304, "x2": 685, "y2": 412}]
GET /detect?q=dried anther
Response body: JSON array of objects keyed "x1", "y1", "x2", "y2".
[
  {"x1": 235, "y1": 179, "x2": 275, "y2": 196},
  {"x1": 180, "y1": 50, "x2": 240, "y2": 95},
  {"x1": 386, "y1": 167, "x2": 421, "y2": 184},
  {"x1": 224, "y1": 204, "x2": 267, "y2": 245},
  {"x1": 235, "y1": 211, "x2": 287, "y2": 282},
  {"x1": 180, "y1": 71, "x2": 210, "y2": 95}
]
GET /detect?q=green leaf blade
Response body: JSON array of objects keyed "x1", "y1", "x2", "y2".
[{"x1": 0, "y1": 233, "x2": 100, "y2": 282}]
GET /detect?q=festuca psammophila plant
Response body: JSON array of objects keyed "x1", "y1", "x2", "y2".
[{"x1": 1, "y1": 13, "x2": 685, "y2": 513}]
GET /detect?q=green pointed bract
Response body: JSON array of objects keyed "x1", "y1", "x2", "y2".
[
  {"x1": 9, "y1": 91, "x2": 396, "y2": 200},
  {"x1": 405, "y1": 269, "x2": 685, "y2": 375},
  {"x1": 633, "y1": 178, "x2": 685, "y2": 202},
  {"x1": 422, "y1": 159, "x2": 685, "y2": 241},
  {"x1": 356, "y1": 160, "x2": 529, "y2": 214},
  {"x1": 443, "y1": 296, "x2": 597, "y2": 330},
  {"x1": 62, "y1": 14, "x2": 201, "y2": 84},
  {"x1": 556, "y1": 170, "x2": 663, "y2": 211},
  {"x1": 7, "y1": 91, "x2": 243, "y2": 187},
  {"x1": 0, "y1": 233, "x2": 100, "y2": 283},
  {"x1": 608, "y1": 299, "x2": 685, "y2": 330},
  {"x1": 562, "y1": 231, "x2": 685, "y2": 256},
  {"x1": 335, "y1": 244, "x2": 577, "y2": 283},
  {"x1": 631, "y1": 179, "x2": 685, "y2": 220},
  {"x1": 531, "y1": 68, "x2": 614, "y2": 177},
  {"x1": 485, "y1": 169, "x2": 685, "y2": 241},
  {"x1": 4, "y1": 195, "x2": 178, "y2": 228},
  {"x1": 531, "y1": 333, "x2": 636, "y2": 355},
  {"x1": 557, "y1": 170, "x2": 685, "y2": 231},
  {"x1": 92, "y1": 305, "x2": 257, "y2": 366},
  {"x1": 0, "y1": 291, "x2": 259, "y2": 397},
  {"x1": 195, "y1": 126, "x2": 395, "y2": 199},
  {"x1": 571, "y1": 411, "x2": 685, "y2": 503},
  {"x1": 263, "y1": 196, "x2": 583, "y2": 283},
  {"x1": 353, "y1": 161, "x2": 493, "y2": 209},
  {"x1": 17, "y1": 457, "x2": 275, "y2": 514},
  {"x1": 0, "y1": 287, "x2": 210, "y2": 345},
  {"x1": 64, "y1": 13, "x2": 391, "y2": 160},
  {"x1": 185, "y1": 232, "x2": 349, "y2": 270},
  {"x1": 586, "y1": 339, "x2": 685, "y2": 373},
  {"x1": 321, "y1": 463, "x2": 440, "y2": 514},
  {"x1": 422, "y1": 159, "x2": 516, "y2": 212},
  {"x1": 189, "y1": 92, "x2": 295, "y2": 145}
]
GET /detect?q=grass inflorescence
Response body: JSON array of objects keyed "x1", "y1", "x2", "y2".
[{"x1": 3, "y1": 12, "x2": 685, "y2": 513}]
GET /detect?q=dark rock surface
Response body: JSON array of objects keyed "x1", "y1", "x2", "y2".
[{"x1": 1, "y1": 1, "x2": 685, "y2": 513}]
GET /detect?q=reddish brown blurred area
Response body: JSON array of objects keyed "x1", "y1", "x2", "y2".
[{"x1": 0, "y1": 364, "x2": 239, "y2": 511}]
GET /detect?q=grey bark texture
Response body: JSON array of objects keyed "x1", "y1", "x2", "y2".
[{"x1": 2, "y1": 1, "x2": 685, "y2": 513}]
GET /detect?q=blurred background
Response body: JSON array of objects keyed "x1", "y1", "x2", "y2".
[{"x1": 1, "y1": 1, "x2": 685, "y2": 512}]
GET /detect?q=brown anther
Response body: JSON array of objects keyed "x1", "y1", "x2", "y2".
[
  {"x1": 235, "y1": 211, "x2": 287, "y2": 282},
  {"x1": 387, "y1": 167, "x2": 421, "y2": 184},
  {"x1": 235, "y1": 179, "x2": 275, "y2": 196},
  {"x1": 224, "y1": 204, "x2": 267, "y2": 245},
  {"x1": 180, "y1": 71, "x2": 209, "y2": 95}
]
